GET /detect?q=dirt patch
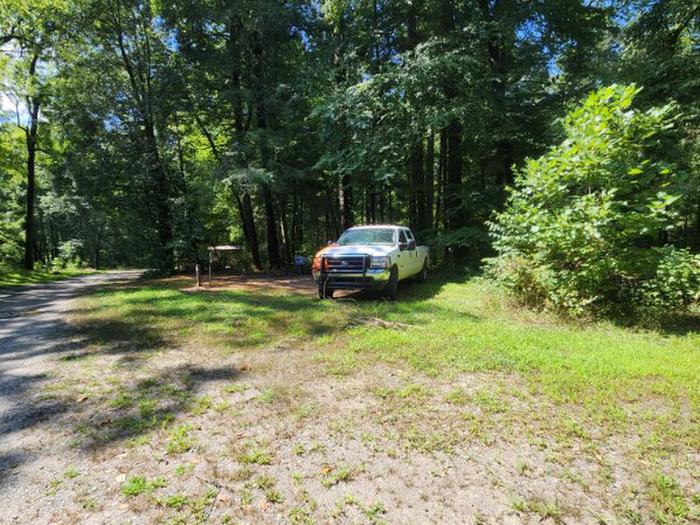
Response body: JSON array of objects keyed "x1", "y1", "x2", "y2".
[{"x1": 180, "y1": 273, "x2": 366, "y2": 300}]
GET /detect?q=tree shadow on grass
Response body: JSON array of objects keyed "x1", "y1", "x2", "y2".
[
  {"x1": 611, "y1": 310, "x2": 700, "y2": 337},
  {"x1": 0, "y1": 451, "x2": 26, "y2": 491},
  {"x1": 74, "y1": 363, "x2": 242, "y2": 451}
]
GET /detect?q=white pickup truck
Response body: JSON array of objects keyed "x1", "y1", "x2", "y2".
[{"x1": 312, "y1": 224, "x2": 429, "y2": 299}]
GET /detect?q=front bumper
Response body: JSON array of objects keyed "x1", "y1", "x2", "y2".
[{"x1": 312, "y1": 268, "x2": 390, "y2": 290}]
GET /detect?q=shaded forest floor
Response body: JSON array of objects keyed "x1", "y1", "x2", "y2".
[{"x1": 1, "y1": 272, "x2": 699, "y2": 524}]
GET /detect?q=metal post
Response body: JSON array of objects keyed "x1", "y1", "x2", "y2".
[
  {"x1": 208, "y1": 250, "x2": 212, "y2": 285},
  {"x1": 195, "y1": 264, "x2": 201, "y2": 287}
]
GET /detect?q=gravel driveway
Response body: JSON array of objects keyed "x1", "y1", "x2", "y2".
[{"x1": 0, "y1": 271, "x2": 143, "y2": 518}]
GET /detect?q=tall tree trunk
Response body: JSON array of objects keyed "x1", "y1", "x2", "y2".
[
  {"x1": 339, "y1": 175, "x2": 354, "y2": 230},
  {"x1": 110, "y1": 5, "x2": 174, "y2": 270},
  {"x1": 94, "y1": 221, "x2": 104, "y2": 270},
  {"x1": 444, "y1": 120, "x2": 463, "y2": 231},
  {"x1": 695, "y1": 201, "x2": 700, "y2": 249},
  {"x1": 478, "y1": 0, "x2": 513, "y2": 189},
  {"x1": 241, "y1": 193, "x2": 262, "y2": 270},
  {"x1": 436, "y1": 132, "x2": 446, "y2": 230},
  {"x1": 144, "y1": 118, "x2": 174, "y2": 270},
  {"x1": 424, "y1": 130, "x2": 435, "y2": 230},
  {"x1": 262, "y1": 185, "x2": 282, "y2": 268},
  {"x1": 23, "y1": 53, "x2": 40, "y2": 270},
  {"x1": 193, "y1": 110, "x2": 261, "y2": 270},
  {"x1": 439, "y1": 0, "x2": 465, "y2": 257},
  {"x1": 409, "y1": 141, "x2": 425, "y2": 231}
]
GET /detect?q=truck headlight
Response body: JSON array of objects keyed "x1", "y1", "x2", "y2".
[{"x1": 370, "y1": 256, "x2": 389, "y2": 269}]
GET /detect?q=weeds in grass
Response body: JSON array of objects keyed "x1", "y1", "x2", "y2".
[
  {"x1": 222, "y1": 383, "x2": 246, "y2": 394},
  {"x1": 68, "y1": 273, "x2": 700, "y2": 523},
  {"x1": 289, "y1": 507, "x2": 314, "y2": 525},
  {"x1": 510, "y1": 496, "x2": 564, "y2": 523},
  {"x1": 237, "y1": 441, "x2": 273, "y2": 465},
  {"x1": 191, "y1": 395, "x2": 213, "y2": 415},
  {"x1": 473, "y1": 389, "x2": 508, "y2": 414},
  {"x1": 174, "y1": 463, "x2": 193, "y2": 476},
  {"x1": 266, "y1": 489, "x2": 284, "y2": 504},
  {"x1": 258, "y1": 388, "x2": 279, "y2": 403},
  {"x1": 163, "y1": 494, "x2": 189, "y2": 509},
  {"x1": 63, "y1": 468, "x2": 80, "y2": 479},
  {"x1": 444, "y1": 387, "x2": 469, "y2": 405},
  {"x1": 320, "y1": 465, "x2": 354, "y2": 488},
  {"x1": 240, "y1": 487, "x2": 252, "y2": 505},
  {"x1": 167, "y1": 424, "x2": 197, "y2": 454},
  {"x1": 121, "y1": 476, "x2": 166, "y2": 497},
  {"x1": 647, "y1": 473, "x2": 693, "y2": 523}
]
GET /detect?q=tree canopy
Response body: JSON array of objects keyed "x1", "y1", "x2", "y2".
[{"x1": 1, "y1": 0, "x2": 698, "y2": 309}]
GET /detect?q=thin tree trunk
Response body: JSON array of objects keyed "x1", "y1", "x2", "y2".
[
  {"x1": 241, "y1": 193, "x2": 262, "y2": 270},
  {"x1": 144, "y1": 118, "x2": 174, "y2": 270},
  {"x1": 262, "y1": 185, "x2": 282, "y2": 268},
  {"x1": 436, "y1": 132, "x2": 446, "y2": 230},
  {"x1": 339, "y1": 175, "x2": 354, "y2": 230},
  {"x1": 94, "y1": 221, "x2": 104, "y2": 270},
  {"x1": 439, "y1": 0, "x2": 465, "y2": 258},
  {"x1": 424, "y1": 130, "x2": 435, "y2": 230},
  {"x1": 410, "y1": 140, "x2": 425, "y2": 232},
  {"x1": 445, "y1": 120, "x2": 463, "y2": 231},
  {"x1": 23, "y1": 53, "x2": 40, "y2": 270}
]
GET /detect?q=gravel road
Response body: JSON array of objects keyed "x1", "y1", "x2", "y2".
[{"x1": 0, "y1": 271, "x2": 143, "y2": 508}]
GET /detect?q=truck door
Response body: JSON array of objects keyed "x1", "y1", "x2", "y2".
[
  {"x1": 397, "y1": 229, "x2": 411, "y2": 278},
  {"x1": 405, "y1": 229, "x2": 420, "y2": 275},
  {"x1": 406, "y1": 230, "x2": 423, "y2": 275}
]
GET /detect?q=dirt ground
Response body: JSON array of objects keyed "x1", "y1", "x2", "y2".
[{"x1": 0, "y1": 273, "x2": 695, "y2": 524}]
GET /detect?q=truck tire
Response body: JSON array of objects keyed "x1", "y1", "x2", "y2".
[
  {"x1": 318, "y1": 285, "x2": 334, "y2": 299},
  {"x1": 417, "y1": 259, "x2": 428, "y2": 283},
  {"x1": 384, "y1": 266, "x2": 399, "y2": 300}
]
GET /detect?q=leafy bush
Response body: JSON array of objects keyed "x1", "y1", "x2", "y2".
[
  {"x1": 486, "y1": 85, "x2": 699, "y2": 317},
  {"x1": 56, "y1": 239, "x2": 85, "y2": 268}
]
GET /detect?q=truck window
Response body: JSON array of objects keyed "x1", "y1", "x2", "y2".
[
  {"x1": 337, "y1": 228, "x2": 396, "y2": 245},
  {"x1": 405, "y1": 229, "x2": 415, "y2": 241},
  {"x1": 398, "y1": 230, "x2": 408, "y2": 244}
]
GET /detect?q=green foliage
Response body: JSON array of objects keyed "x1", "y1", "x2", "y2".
[
  {"x1": 0, "y1": 0, "x2": 697, "y2": 284},
  {"x1": 120, "y1": 475, "x2": 166, "y2": 497},
  {"x1": 487, "y1": 85, "x2": 698, "y2": 317}
]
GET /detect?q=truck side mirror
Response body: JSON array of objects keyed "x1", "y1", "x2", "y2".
[
  {"x1": 327, "y1": 240, "x2": 334, "y2": 245},
  {"x1": 407, "y1": 240, "x2": 416, "y2": 250}
]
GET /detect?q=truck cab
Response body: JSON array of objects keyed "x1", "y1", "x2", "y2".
[{"x1": 312, "y1": 225, "x2": 429, "y2": 299}]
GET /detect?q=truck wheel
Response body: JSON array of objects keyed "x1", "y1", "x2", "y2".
[
  {"x1": 318, "y1": 285, "x2": 334, "y2": 299},
  {"x1": 384, "y1": 267, "x2": 399, "y2": 300},
  {"x1": 417, "y1": 259, "x2": 428, "y2": 283}
]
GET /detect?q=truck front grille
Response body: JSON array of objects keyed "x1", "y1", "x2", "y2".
[{"x1": 324, "y1": 255, "x2": 369, "y2": 271}]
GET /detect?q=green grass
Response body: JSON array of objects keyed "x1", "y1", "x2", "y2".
[
  {"x1": 76, "y1": 274, "x2": 699, "y2": 427},
  {"x1": 0, "y1": 266, "x2": 94, "y2": 287},
  {"x1": 75, "y1": 272, "x2": 700, "y2": 517},
  {"x1": 75, "y1": 278, "x2": 346, "y2": 353},
  {"x1": 335, "y1": 278, "x2": 700, "y2": 423}
]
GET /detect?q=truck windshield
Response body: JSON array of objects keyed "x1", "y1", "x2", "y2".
[{"x1": 337, "y1": 228, "x2": 395, "y2": 245}]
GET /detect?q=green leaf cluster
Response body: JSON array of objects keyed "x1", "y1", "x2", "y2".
[{"x1": 487, "y1": 85, "x2": 699, "y2": 317}]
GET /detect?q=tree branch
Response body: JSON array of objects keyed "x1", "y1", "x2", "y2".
[{"x1": 0, "y1": 26, "x2": 17, "y2": 45}]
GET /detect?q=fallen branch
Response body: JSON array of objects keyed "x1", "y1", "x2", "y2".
[{"x1": 348, "y1": 314, "x2": 413, "y2": 330}]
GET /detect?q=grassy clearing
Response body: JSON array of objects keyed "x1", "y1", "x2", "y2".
[
  {"x1": 74, "y1": 273, "x2": 700, "y2": 444},
  {"x1": 0, "y1": 266, "x2": 93, "y2": 287},
  {"x1": 59, "y1": 272, "x2": 700, "y2": 523}
]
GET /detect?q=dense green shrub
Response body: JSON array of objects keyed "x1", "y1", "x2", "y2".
[{"x1": 487, "y1": 85, "x2": 700, "y2": 317}]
